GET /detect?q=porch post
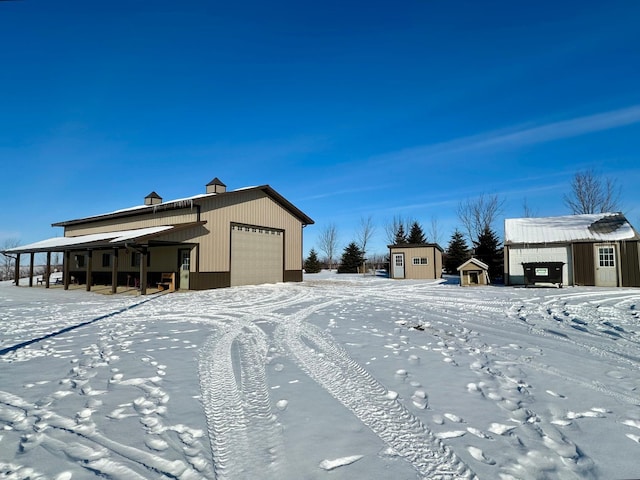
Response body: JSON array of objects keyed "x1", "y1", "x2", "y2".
[
  {"x1": 140, "y1": 249, "x2": 148, "y2": 295},
  {"x1": 63, "y1": 251, "x2": 70, "y2": 290},
  {"x1": 29, "y1": 252, "x2": 34, "y2": 287},
  {"x1": 86, "y1": 250, "x2": 93, "y2": 292},
  {"x1": 45, "y1": 252, "x2": 51, "y2": 289},
  {"x1": 111, "y1": 248, "x2": 119, "y2": 294},
  {"x1": 14, "y1": 253, "x2": 20, "y2": 286}
]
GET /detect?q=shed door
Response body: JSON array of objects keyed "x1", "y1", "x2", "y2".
[
  {"x1": 231, "y1": 225, "x2": 283, "y2": 286},
  {"x1": 392, "y1": 253, "x2": 405, "y2": 279},
  {"x1": 595, "y1": 244, "x2": 617, "y2": 287}
]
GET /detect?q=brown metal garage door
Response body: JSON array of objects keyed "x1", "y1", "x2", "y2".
[{"x1": 230, "y1": 225, "x2": 284, "y2": 286}]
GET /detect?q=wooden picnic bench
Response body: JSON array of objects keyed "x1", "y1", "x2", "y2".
[
  {"x1": 37, "y1": 276, "x2": 63, "y2": 285},
  {"x1": 157, "y1": 272, "x2": 175, "y2": 292}
]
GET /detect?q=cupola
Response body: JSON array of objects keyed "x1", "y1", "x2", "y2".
[
  {"x1": 144, "y1": 191, "x2": 162, "y2": 205},
  {"x1": 206, "y1": 177, "x2": 227, "y2": 194}
]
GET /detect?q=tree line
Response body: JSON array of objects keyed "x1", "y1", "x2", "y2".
[{"x1": 306, "y1": 168, "x2": 624, "y2": 281}]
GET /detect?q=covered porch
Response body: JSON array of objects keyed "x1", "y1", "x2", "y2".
[{"x1": 1, "y1": 224, "x2": 202, "y2": 295}]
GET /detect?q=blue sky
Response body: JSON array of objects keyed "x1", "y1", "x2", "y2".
[{"x1": 1, "y1": 0, "x2": 639, "y2": 257}]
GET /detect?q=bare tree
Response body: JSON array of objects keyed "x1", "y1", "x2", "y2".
[
  {"x1": 318, "y1": 223, "x2": 339, "y2": 271},
  {"x1": 1, "y1": 238, "x2": 21, "y2": 281},
  {"x1": 522, "y1": 198, "x2": 537, "y2": 218},
  {"x1": 357, "y1": 216, "x2": 375, "y2": 255},
  {"x1": 428, "y1": 215, "x2": 442, "y2": 246},
  {"x1": 457, "y1": 193, "x2": 505, "y2": 244},
  {"x1": 384, "y1": 215, "x2": 402, "y2": 245},
  {"x1": 356, "y1": 216, "x2": 376, "y2": 274},
  {"x1": 563, "y1": 169, "x2": 622, "y2": 214},
  {"x1": 384, "y1": 215, "x2": 414, "y2": 245}
]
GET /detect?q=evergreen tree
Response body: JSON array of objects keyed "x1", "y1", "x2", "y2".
[
  {"x1": 337, "y1": 242, "x2": 365, "y2": 273},
  {"x1": 304, "y1": 249, "x2": 322, "y2": 274},
  {"x1": 445, "y1": 229, "x2": 470, "y2": 274},
  {"x1": 393, "y1": 225, "x2": 408, "y2": 245},
  {"x1": 407, "y1": 221, "x2": 426, "y2": 244},
  {"x1": 473, "y1": 226, "x2": 503, "y2": 283}
]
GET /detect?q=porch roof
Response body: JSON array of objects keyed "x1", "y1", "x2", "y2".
[{"x1": 1, "y1": 222, "x2": 204, "y2": 254}]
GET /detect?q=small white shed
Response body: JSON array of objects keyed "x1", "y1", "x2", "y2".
[{"x1": 457, "y1": 258, "x2": 490, "y2": 286}]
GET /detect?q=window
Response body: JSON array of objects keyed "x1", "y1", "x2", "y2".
[
  {"x1": 131, "y1": 252, "x2": 151, "y2": 268},
  {"x1": 75, "y1": 254, "x2": 85, "y2": 268},
  {"x1": 598, "y1": 246, "x2": 615, "y2": 267},
  {"x1": 412, "y1": 257, "x2": 428, "y2": 265},
  {"x1": 102, "y1": 253, "x2": 111, "y2": 268}
]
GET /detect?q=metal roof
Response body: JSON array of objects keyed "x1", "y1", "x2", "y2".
[
  {"x1": 51, "y1": 185, "x2": 314, "y2": 227},
  {"x1": 1, "y1": 223, "x2": 204, "y2": 254},
  {"x1": 504, "y1": 213, "x2": 640, "y2": 245}
]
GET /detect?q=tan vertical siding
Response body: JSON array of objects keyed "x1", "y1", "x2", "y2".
[
  {"x1": 65, "y1": 210, "x2": 199, "y2": 236},
  {"x1": 60, "y1": 188, "x2": 307, "y2": 287},
  {"x1": 389, "y1": 246, "x2": 442, "y2": 280},
  {"x1": 193, "y1": 190, "x2": 303, "y2": 272}
]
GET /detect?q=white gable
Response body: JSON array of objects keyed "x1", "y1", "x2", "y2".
[
  {"x1": 505, "y1": 213, "x2": 639, "y2": 245},
  {"x1": 457, "y1": 258, "x2": 489, "y2": 271}
]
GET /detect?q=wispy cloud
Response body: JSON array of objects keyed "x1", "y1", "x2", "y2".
[
  {"x1": 371, "y1": 105, "x2": 640, "y2": 164},
  {"x1": 299, "y1": 185, "x2": 384, "y2": 201}
]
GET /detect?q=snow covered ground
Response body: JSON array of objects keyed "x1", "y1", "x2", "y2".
[{"x1": 1, "y1": 272, "x2": 640, "y2": 479}]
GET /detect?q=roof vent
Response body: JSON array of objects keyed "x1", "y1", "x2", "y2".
[
  {"x1": 144, "y1": 191, "x2": 163, "y2": 205},
  {"x1": 206, "y1": 177, "x2": 227, "y2": 194}
]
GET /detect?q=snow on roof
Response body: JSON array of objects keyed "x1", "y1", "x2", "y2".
[
  {"x1": 109, "y1": 193, "x2": 214, "y2": 215},
  {"x1": 505, "y1": 213, "x2": 639, "y2": 244},
  {"x1": 457, "y1": 257, "x2": 489, "y2": 271},
  {"x1": 56, "y1": 187, "x2": 255, "y2": 224},
  {"x1": 51, "y1": 184, "x2": 314, "y2": 228},
  {"x1": 4, "y1": 226, "x2": 174, "y2": 253}
]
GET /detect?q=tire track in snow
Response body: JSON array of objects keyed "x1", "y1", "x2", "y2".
[
  {"x1": 273, "y1": 298, "x2": 476, "y2": 480},
  {"x1": 198, "y1": 320, "x2": 285, "y2": 480}
]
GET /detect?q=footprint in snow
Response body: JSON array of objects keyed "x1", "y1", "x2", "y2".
[
  {"x1": 488, "y1": 423, "x2": 516, "y2": 435},
  {"x1": 319, "y1": 455, "x2": 364, "y2": 471},
  {"x1": 545, "y1": 390, "x2": 566, "y2": 398},
  {"x1": 467, "y1": 446, "x2": 496, "y2": 465},
  {"x1": 435, "y1": 430, "x2": 466, "y2": 439},
  {"x1": 621, "y1": 419, "x2": 640, "y2": 429},
  {"x1": 444, "y1": 413, "x2": 465, "y2": 423},
  {"x1": 626, "y1": 433, "x2": 640, "y2": 443},
  {"x1": 467, "y1": 427, "x2": 492, "y2": 439},
  {"x1": 566, "y1": 410, "x2": 605, "y2": 419}
]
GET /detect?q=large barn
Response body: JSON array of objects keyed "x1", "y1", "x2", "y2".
[
  {"x1": 2, "y1": 178, "x2": 314, "y2": 294},
  {"x1": 504, "y1": 213, "x2": 640, "y2": 287}
]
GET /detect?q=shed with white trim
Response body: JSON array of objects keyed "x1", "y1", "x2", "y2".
[
  {"x1": 457, "y1": 258, "x2": 490, "y2": 286},
  {"x1": 504, "y1": 213, "x2": 640, "y2": 287}
]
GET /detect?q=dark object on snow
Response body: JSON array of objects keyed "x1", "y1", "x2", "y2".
[{"x1": 522, "y1": 262, "x2": 564, "y2": 288}]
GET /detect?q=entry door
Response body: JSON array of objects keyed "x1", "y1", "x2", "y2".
[
  {"x1": 179, "y1": 249, "x2": 190, "y2": 290},
  {"x1": 595, "y1": 244, "x2": 617, "y2": 287},
  {"x1": 392, "y1": 253, "x2": 405, "y2": 279}
]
